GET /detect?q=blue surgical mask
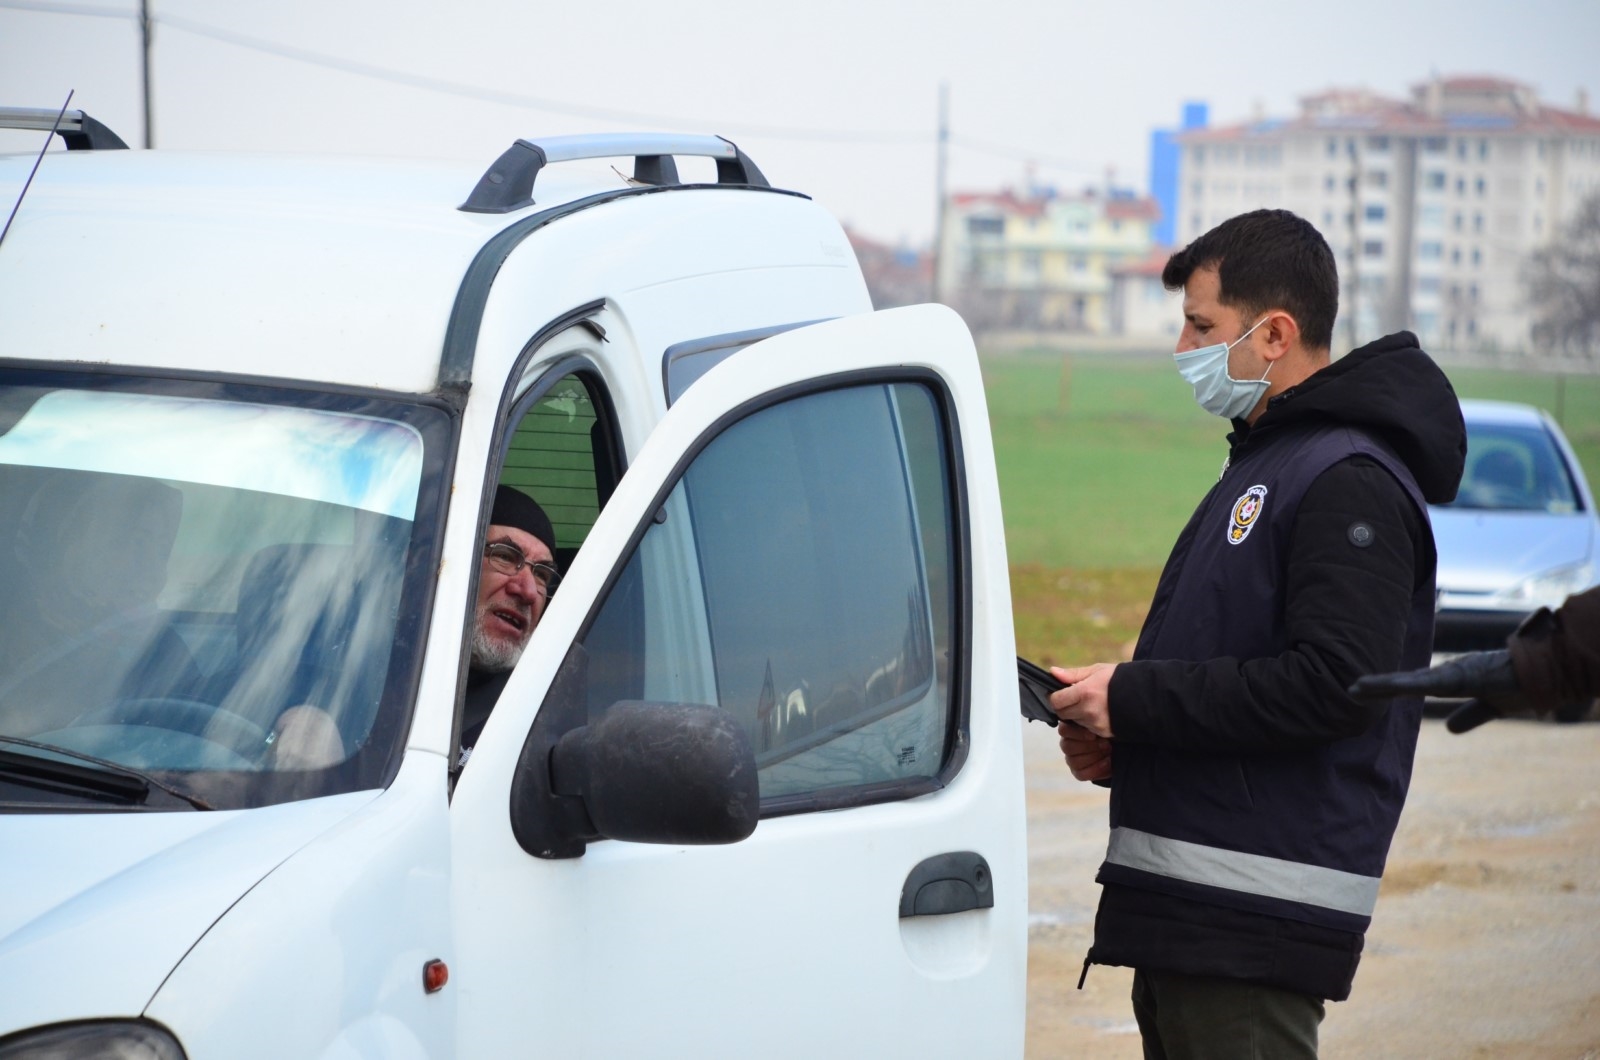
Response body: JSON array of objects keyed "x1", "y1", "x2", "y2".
[{"x1": 1173, "y1": 316, "x2": 1273, "y2": 420}]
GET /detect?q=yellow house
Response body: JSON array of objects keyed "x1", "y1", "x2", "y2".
[{"x1": 938, "y1": 187, "x2": 1159, "y2": 334}]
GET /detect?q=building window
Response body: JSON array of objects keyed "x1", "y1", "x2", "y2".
[
  {"x1": 1452, "y1": 212, "x2": 1463, "y2": 232},
  {"x1": 1367, "y1": 169, "x2": 1389, "y2": 189},
  {"x1": 1416, "y1": 276, "x2": 1442, "y2": 294},
  {"x1": 1327, "y1": 138, "x2": 1339, "y2": 158},
  {"x1": 1424, "y1": 137, "x2": 1447, "y2": 153},
  {"x1": 1364, "y1": 203, "x2": 1386, "y2": 222},
  {"x1": 1363, "y1": 240, "x2": 1384, "y2": 258},
  {"x1": 1323, "y1": 210, "x2": 1335, "y2": 228},
  {"x1": 1475, "y1": 177, "x2": 1487, "y2": 196},
  {"x1": 967, "y1": 216, "x2": 1003, "y2": 237},
  {"x1": 1325, "y1": 174, "x2": 1336, "y2": 193},
  {"x1": 1451, "y1": 247, "x2": 1461, "y2": 265},
  {"x1": 1420, "y1": 204, "x2": 1445, "y2": 228},
  {"x1": 1455, "y1": 177, "x2": 1466, "y2": 196},
  {"x1": 1473, "y1": 213, "x2": 1484, "y2": 233},
  {"x1": 1425, "y1": 171, "x2": 1446, "y2": 191},
  {"x1": 1456, "y1": 139, "x2": 1468, "y2": 160},
  {"x1": 1471, "y1": 247, "x2": 1482, "y2": 267},
  {"x1": 1418, "y1": 241, "x2": 1443, "y2": 260},
  {"x1": 1478, "y1": 139, "x2": 1489, "y2": 160},
  {"x1": 1368, "y1": 136, "x2": 1390, "y2": 152}
]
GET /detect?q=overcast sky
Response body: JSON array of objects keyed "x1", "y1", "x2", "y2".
[{"x1": 1, "y1": 0, "x2": 1595, "y2": 245}]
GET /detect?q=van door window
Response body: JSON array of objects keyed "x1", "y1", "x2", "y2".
[{"x1": 578, "y1": 380, "x2": 959, "y2": 806}]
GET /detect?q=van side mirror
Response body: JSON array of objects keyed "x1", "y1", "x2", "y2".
[{"x1": 510, "y1": 645, "x2": 760, "y2": 859}]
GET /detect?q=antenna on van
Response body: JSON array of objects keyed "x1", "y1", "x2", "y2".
[{"x1": 0, "y1": 90, "x2": 73, "y2": 253}]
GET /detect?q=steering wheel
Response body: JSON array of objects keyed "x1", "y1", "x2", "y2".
[{"x1": 74, "y1": 696, "x2": 270, "y2": 753}]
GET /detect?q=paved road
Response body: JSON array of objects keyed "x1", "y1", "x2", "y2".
[{"x1": 1022, "y1": 716, "x2": 1600, "y2": 1058}]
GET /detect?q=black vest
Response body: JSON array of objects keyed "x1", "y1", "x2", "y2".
[{"x1": 1099, "y1": 424, "x2": 1436, "y2": 937}]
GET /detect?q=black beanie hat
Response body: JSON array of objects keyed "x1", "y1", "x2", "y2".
[{"x1": 490, "y1": 485, "x2": 557, "y2": 557}]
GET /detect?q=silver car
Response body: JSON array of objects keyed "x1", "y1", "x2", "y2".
[{"x1": 1432, "y1": 400, "x2": 1599, "y2": 679}]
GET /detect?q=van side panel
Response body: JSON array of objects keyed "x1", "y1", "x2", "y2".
[{"x1": 144, "y1": 753, "x2": 454, "y2": 1058}]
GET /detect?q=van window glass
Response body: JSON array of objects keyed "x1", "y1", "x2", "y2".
[
  {"x1": 503, "y1": 374, "x2": 602, "y2": 551},
  {"x1": 0, "y1": 384, "x2": 442, "y2": 808},
  {"x1": 580, "y1": 381, "x2": 957, "y2": 802}
]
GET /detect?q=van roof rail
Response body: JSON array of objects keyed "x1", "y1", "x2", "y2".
[
  {"x1": 0, "y1": 107, "x2": 129, "y2": 151},
  {"x1": 459, "y1": 133, "x2": 768, "y2": 214}
]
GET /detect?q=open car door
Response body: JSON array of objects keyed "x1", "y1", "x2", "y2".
[{"x1": 451, "y1": 304, "x2": 1027, "y2": 1057}]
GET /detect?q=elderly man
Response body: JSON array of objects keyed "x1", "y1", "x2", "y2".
[
  {"x1": 459, "y1": 485, "x2": 560, "y2": 765},
  {"x1": 1049, "y1": 209, "x2": 1465, "y2": 1057}
]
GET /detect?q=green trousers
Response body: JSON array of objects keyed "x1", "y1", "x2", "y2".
[{"x1": 1131, "y1": 968, "x2": 1326, "y2": 1060}]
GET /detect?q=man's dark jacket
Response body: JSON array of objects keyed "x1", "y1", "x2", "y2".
[{"x1": 1086, "y1": 332, "x2": 1466, "y2": 1001}]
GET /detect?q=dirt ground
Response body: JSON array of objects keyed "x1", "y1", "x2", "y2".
[{"x1": 1023, "y1": 716, "x2": 1600, "y2": 1058}]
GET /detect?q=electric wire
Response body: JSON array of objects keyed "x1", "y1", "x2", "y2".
[{"x1": 0, "y1": 0, "x2": 1105, "y2": 170}]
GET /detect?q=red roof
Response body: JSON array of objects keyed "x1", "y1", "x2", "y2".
[
  {"x1": 1111, "y1": 248, "x2": 1173, "y2": 278},
  {"x1": 1177, "y1": 76, "x2": 1600, "y2": 141},
  {"x1": 948, "y1": 190, "x2": 1047, "y2": 218},
  {"x1": 1106, "y1": 198, "x2": 1160, "y2": 222}
]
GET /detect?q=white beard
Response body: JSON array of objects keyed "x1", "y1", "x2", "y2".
[{"x1": 470, "y1": 605, "x2": 527, "y2": 673}]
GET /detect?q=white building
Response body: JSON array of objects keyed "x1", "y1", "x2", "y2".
[{"x1": 1174, "y1": 76, "x2": 1600, "y2": 355}]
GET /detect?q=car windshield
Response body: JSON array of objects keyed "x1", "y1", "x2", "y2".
[
  {"x1": 1440, "y1": 420, "x2": 1581, "y2": 513},
  {"x1": 0, "y1": 378, "x2": 446, "y2": 810}
]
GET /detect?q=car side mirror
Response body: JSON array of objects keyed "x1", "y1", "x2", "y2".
[{"x1": 510, "y1": 644, "x2": 760, "y2": 859}]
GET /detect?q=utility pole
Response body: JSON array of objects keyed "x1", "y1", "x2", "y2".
[
  {"x1": 930, "y1": 81, "x2": 949, "y2": 305},
  {"x1": 139, "y1": 0, "x2": 153, "y2": 148},
  {"x1": 1346, "y1": 136, "x2": 1361, "y2": 350}
]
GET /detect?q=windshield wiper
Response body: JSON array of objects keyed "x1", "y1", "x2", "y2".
[{"x1": 0, "y1": 736, "x2": 214, "y2": 810}]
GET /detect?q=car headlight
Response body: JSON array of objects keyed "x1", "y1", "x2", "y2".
[
  {"x1": 1497, "y1": 560, "x2": 1595, "y2": 610},
  {"x1": 0, "y1": 1022, "x2": 185, "y2": 1060}
]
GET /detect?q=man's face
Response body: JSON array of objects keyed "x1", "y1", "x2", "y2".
[
  {"x1": 1177, "y1": 264, "x2": 1259, "y2": 380},
  {"x1": 470, "y1": 524, "x2": 554, "y2": 673}
]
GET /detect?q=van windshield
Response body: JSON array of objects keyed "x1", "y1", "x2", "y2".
[{"x1": 0, "y1": 379, "x2": 447, "y2": 810}]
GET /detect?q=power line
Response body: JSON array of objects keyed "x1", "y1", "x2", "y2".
[
  {"x1": 2, "y1": 0, "x2": 1118, "y2": 172},
  {"x1": 161, "y1": 11, "x2": 937, "y2": 143}
]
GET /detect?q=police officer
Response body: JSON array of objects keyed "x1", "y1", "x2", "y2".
[{"x1": 1049, "y1": 209, "x2": 1467, "y2": 1057}]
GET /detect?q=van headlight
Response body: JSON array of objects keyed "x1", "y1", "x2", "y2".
[
  {"x1": 1497, "y1": 561, "x2": 1595, "y2": 610},
  {"x1": 0, "y1": 1022, "x2": 184, "y2": 1060}
]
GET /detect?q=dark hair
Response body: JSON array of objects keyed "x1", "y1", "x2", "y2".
[{"x1": 1161, "y1": 209, "x2": 1338, "y2": 351}]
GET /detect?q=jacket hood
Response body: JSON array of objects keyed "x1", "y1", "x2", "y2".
[{"x1": 1239, "y1": 331, "x2": 1466, "y2": 504}]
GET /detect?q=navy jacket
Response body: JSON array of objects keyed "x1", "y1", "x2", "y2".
[{"x1": 1087, "y1": 333, "x2": 1467, "y2": 1000}]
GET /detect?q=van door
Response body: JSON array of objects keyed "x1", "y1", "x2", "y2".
[{"x1": 450, "y1": 304, "x2": 1027, "y2": 1057}]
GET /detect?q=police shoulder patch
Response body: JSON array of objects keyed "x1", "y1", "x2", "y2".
[{"x1": 1227, "y1": 484, "x2": 1268, "y2": 545}]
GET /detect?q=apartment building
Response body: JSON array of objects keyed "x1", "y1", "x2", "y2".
[
  {"x1": 1174, "y1": 76, "x2": 1600, "y2": 354},
  {"x1": 937, "y1": 186, "x2": 1159, "y2": 334}
]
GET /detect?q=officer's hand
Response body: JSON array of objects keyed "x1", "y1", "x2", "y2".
[
  {"x1": 1049, "y1": 663, "x2": 1115, "y2": 738},
  {"x1": 1349, "y1": 649, "x2": 1521, "y2": 733},
  {"x1": 1059, "y1": 722, "x2": 1112, "y2": 782}
]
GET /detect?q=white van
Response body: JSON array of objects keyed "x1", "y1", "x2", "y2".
[{"x1": 0, "y1": 111, "x2": 1027, "y2": 1058}]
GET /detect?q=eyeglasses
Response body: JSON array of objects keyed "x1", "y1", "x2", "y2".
[{"x1": 483, "y1": 542, "x2": 560, "y2": 595}]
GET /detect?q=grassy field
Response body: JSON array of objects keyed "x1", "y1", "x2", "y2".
[{"x1": 993, "y1": 351, "x2": 1600, "y2": 666}]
